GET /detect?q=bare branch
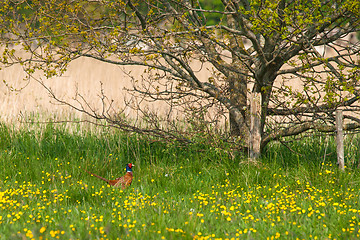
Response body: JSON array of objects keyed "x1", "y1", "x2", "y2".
[{"x1": 262, "y1": 121, "x2": 360, "y2": 147}]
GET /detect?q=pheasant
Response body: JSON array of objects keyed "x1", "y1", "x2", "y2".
[{"x1": 86, "y1": 163, "x2": 134, "y2": 189}]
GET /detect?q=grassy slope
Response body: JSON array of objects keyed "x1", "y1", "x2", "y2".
[{"x1": 0, "y1": 122, "x2": 359, "y2": 240}]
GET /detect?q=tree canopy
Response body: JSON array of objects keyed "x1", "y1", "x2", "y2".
[{"x1": 1, "y1": 0, "x2": 360, "y2": 153}]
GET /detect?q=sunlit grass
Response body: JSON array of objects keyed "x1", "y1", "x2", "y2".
[{"x1": 0, "y1": 122, "x2": 360, "y2": 239}]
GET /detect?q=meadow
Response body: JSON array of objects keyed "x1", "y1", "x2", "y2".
[{"x1": 0, "y1": 122, "x2": 360, "y2": 240}]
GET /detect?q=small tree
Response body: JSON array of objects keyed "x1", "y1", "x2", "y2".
[{"x1": 0, "y1": 0, "x2": 359, "y2": 153}]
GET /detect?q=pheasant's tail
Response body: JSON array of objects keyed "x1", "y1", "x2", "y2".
[{"x1": 85, "y1": 170, "x2": 110, "y2": 183}]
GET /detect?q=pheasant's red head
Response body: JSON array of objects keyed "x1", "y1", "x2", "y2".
[{"x1": 126, "y1": 163, "x2": 134, "y2": 172}]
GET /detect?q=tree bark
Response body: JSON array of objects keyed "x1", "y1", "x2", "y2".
[
  {"x1": 250, "y1": 92, "x2": 262, "y2": 159},
  {"x1": 229, "y1": 68, "x2": 248, "y2": 142},
  {"x1": 226, "y1": 12, "x2": 249, "y2": 144},
  {"x1": 336, "y1": 109, "x2": 345, "y2": 171}
]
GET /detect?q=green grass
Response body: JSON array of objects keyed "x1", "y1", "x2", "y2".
[{"x1": 0, "y1": 122, "x2": 360, "y2": 240}]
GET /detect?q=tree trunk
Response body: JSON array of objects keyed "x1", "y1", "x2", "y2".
[
  {"x1": 336, "y1": 109, "x2": 345, "y2": 170},
  {"x1": 226, "y1": 14, "x2": 249, "y2": 145},
  {"x1": 229, "y1": 68, "x2": 249, "y2": 143},
  {"x1": 255, "y1": 66, "x2": 279, "y2": 151},
  {"x1": 250, "y1": 92, "x2": 262, "y2": 159}
]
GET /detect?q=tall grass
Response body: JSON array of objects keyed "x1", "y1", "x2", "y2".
[{"x1": 0, "y1": 122, "x2": 359, "y2": 239}]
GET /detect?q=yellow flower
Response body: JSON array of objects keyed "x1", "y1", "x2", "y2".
[
  {"x1": 50, "y1": 230, "x2": 56, "y2": 237},
  {"x1": 40, "y1": 226, "x2": 46, "y2": 233},
  {"x1": 25, "y1": 230, "x2": 33, "y2": 238}
]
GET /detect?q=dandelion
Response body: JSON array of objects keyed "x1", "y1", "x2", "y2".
[
  {"x1": 40, "y1": 226, "x2": 46, "y2": 233},
  {"x1": 50, "y1": 230, "x2": 56, "y2": 238},
  {"x1": 25, "y1": 230, "x2": 33, "y2": 238}
]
